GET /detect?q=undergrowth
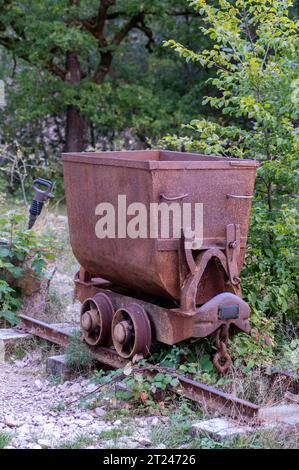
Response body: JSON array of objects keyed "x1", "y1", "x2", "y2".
[
  {"x1": 65, "y1": 331, "x2": 93, "y2": 372},
  {"x1": 0, "y1": 431, "x2": 12, "y2": 449}
]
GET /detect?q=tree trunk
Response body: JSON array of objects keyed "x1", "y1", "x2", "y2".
[
  {"x1": 64, "y1": 51, "x2": 86, "y2": 152},
  {"x1": 65, "y1": 105, "x2": 86, "y2": 152}
]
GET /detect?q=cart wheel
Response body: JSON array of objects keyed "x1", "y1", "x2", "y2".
[
  {"x1": 80, "y1": 293, "x2": 114, "y2": 346},
  {"x1": 111, "y1": 303, "x2": 152, "y2": 359}
]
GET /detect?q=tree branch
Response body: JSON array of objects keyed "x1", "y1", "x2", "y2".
[
  {"x1": 135, "y1": 18, "x2": 154, "y2": 52},
  {"x1": 112, "y1": 12, "x2": 145, "y2": 45},
  {"x1": 0, "y1": 36, "x2": 66, "y2": 80},
  {"x1": 82, "y1": 0, "x2": 116, "y2": 47}
]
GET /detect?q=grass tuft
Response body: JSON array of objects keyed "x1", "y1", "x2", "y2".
[{"x1": 0, "y1": 431, "x2": 12, "y2": 449}]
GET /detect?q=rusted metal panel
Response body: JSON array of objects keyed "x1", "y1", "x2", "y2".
[
  {"x1": 61, "y1": 150, "x2": 257, "y2": 303},
  {"x1": 62, "y1": 150, "x2": 258, "y2": 372}
]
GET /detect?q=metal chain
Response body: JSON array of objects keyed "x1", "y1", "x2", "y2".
[{"x1": 213, "y1": 323, "x2": 232, "y2": 374}]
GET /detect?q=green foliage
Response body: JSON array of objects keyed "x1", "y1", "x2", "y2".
[
  {"x1": 150, "y1": 403, "x2": 222, "y2": 448},
  {"x1": 65, "y1": 331, "x2": 93, "y2": 372},
  {"x1": 0, "y1": 208, "x2": 56, "y2": 325},
  {"x1": 99, "y1": 427, "x2": 132, "y2": 442},
  {"x1": 151, "y1": 341, "x2": 229, "y2": 385},
  {"x1": 0, "y1": 280, "x2": 20, "y2": 325},
  {"x1": 118, "y1": 370, "x2": 180, "y2": 406},
  {"x1": 230, "y1": 312, "x2": 276, "y2": 371},
  {"x1": 0, "y1": 431, "x2": 12, "y2": 449},
  {"x1": 163, "y1": 0, "x2": 299, "y2": 348},
  {"x1": 277, "y1": 337, "x2": 299, "y2": 373},
  {"x1": 59, "y1": 434, "x2": 95, "y2": 449},
  {"x1": 225, "y1": 428, "x2": 299, "y2": 449},
  {"x1": 0, "y1": 0, "x2": 206, "y2": 171}
]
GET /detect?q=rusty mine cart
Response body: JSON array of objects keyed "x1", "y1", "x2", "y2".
[{"x1": 62, "y1": 150, "x2": 258, "y2": 374}]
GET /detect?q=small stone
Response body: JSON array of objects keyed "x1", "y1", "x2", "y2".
[
  {"x1": 4, "y1": 446, "x2": 16, "y2": 449},
  {"x1": 94, "y1": 407, "x2": 106, "y2": 418},
  {"x1": 34, "y1": 379, "x2": 43, "y2": 391},
  {"x1": 32, "y1": 415, "x2": 45, "y2": 425},
  {"x1": 136, "y1": 438, "x2": 152, "y2": 447},
  {"x1": 37, "y1": 439, "x2": 51, "y2": 449},
  {"x1": 85, "y1": 384, "x2": 96, "y2": 394},
  {"x1": 76, "y1": 419, "x2": 91, "y2": 427},
  {"x1": 4, "y1": 415, "x2": 19, "y2": 428},
  {"x1": 190, "y1": 418, "x2": 254, "y2": 441},
  {"x1": 31, "y1": 444, "x2": 43, "y2": 450},
  {"x1": 79, "y1": 413, "x2": 92, "y2": 421},
  {"x1": 61, "y1": 381, "x2": 70, "y2": 390},
  {"x1": 18, "y1": 424, "x2": 30, "y2": 434},
  {"x1": 160, "y1": 416, "x2": 170, "y2": 424},
  {"x1": 135, "y1": 419, "x2": 147, "y2": 428},
  {"x1": 69, "y1": 383, "x2": 82, "y2": 394},
  {"x1": 113, "y1": 420, "x2": 122, "y2": 426},
  {"x1": 151, "y1": 417, "x2": 159, "y2": 427},
  {"x1": 258, "y1": 404, "x2": 299, "y2": 425}
]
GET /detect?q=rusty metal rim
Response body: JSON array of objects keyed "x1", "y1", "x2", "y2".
[
  {"x1": 61, "y1": 157, "x2": 258, "y2": 171},
  {"x1": 111, "y1": 303, "x2": 152, "y2": 359},
  {"x1": 17, "y1": 314, "x2": 259, "y2": 421},
  {"x1": 80, "y1": 293, "x2": 114, "y2": 346}
]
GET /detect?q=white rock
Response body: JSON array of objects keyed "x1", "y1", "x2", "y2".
[
  {"x1": 31, "y1": 444, "x2": 43, "y2": 449},
  {"x1": 135, "y1": 420, "x2": 147, "y2": 428},
  {"x1": 69, "y1": 383, "x2": 82, "y2": 395},
  {"x1": 76, "y1": 419, "x2": 91, "y2": 428},
  {"x1": 37, "y1": 439, "x2": 51, "y2": 449},
  {"x1": 94, "y1": 407, "x2": 106, "y2": 418},
  {"x1": 18, "y1": 424, "x2": 30, "y2": 434},
  {"x1": 34, "y1": 379, "x2": 43, "y2": 391},
  {"x1": 79, "y1": 413, "x2": 92, "y2": 421},
  {"x1": 190, "y1": 418, "x2": 254, "y2": 440},
  {"x1": 90, "y1": 423, "x2": 105, "y2": 433},
  {"x1": 151, "y1": 417, "x2": 159, "y2": 427},
  {"x1": 136, "y1": 437, "x2": 152, "y2": 447},
  {"x1": 32, "y1": 415, "x2": 45, "y2": 425},
  {"x1": 4, "y1": 415, "x2": 19, "y2": 428},
  {"x1": 59, "y1": 416, "x2": 74, "y2": 425},
  {"x1": 85, "y1": 384, "x2": 96, "y2": 394},
  {"x1": 156, "y1": 444, "x2": 166, "y2": 449}
]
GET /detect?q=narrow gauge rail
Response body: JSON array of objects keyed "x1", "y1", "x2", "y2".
[{"x1": 18, "y1": 314, "x2": 259, "y2": 422}]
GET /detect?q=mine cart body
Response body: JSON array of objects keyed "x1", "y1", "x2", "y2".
[{"x1": 62, "y1": 150, "x2": 258, "y2": 371}]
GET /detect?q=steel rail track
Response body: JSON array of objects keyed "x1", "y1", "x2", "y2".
[{"x1": 18, "y1": 314, "x2": 259, "y2": 421}]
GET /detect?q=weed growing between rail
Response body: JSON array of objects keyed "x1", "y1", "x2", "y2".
[{"x1": 65, "y1": 331, "x2": 94, "y2": 373}]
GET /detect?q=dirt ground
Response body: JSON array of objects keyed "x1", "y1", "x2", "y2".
[{"x1": 0, "y1": 353, "x2": 168, "y2": 449}]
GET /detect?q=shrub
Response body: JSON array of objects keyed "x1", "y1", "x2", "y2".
[
  {"x1": 0, "y1": 209, "x2": 56, "y2": 325},
  {"x1": 163, "y1": 0, "x2": 299, "y2": 333}
]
